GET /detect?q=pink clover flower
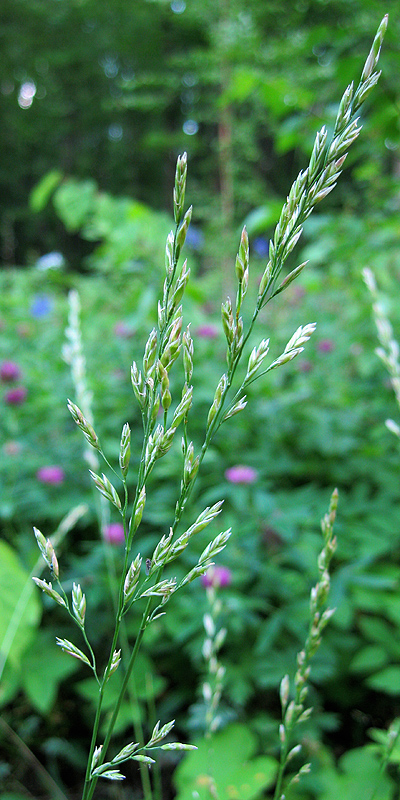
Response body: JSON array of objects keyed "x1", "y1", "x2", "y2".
[
  {"x1": 37, "y1": 465, "x2": 65, "y2": 485},
  {"x1": 201, "y1": 565, "x2": 232, "y2": 589},
  {"x1": 5, "y1": 386, "x2": 27, "y2": 405},
  {"x1": 104, "y1": 523, "x2": 125, "y2": 545},
  {"x1": 1, "y1": 361, "x2": 21, "y2": 382},
  {"x1": 225, "y1": 464, "x2": 258, "y2": 485}
]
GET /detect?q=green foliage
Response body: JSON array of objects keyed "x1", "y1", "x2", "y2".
[
  {"x1": 0, "y1": 9, "x2": 398, "y2": 797},
  {"x1": 1, "y1": 0, "x2": 398, "y2": 266},
  {"x1": 34, "y1": 174, "x2": 175, "y2": 274},
  {"x1": 2, "y1": 221, "x2": 400, "y2": 792},
  {"x1": 29, "y1": 170, "x2": 63, "y2": 214},
  {"x1": 76, "y1": 652, "x2": 166, "y2": 737},
  {"x1": 173, "y1": 722, "x2": 277, "y2": 800},
  {"x1": 0, "y1": 540, "x2": 41, "y2": 670},
  {"x1": 317, "y1": 746, "x2": 394, "y2": 800},
  {"x1": 21, "y1": 630, "x2": 80, "y2": 714}
]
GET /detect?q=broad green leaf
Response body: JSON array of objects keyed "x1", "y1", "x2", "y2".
[
  {"x1": 319, "y1": 745, "x2": 394, "y2": 800},
  {"x1": 29, "y1": 170, "x2": 63, "y2": 212},
  {"x1": 0, "y1": 658, "x2": 22, "y2": 709},
  {"x1": 350, "y1": 645, "x2": 388, "y2": 674},
  {"x1": 243, "y1": 203, "x2": 282, "y2": 237},
  {"x1": 53, "y1": 178, "x2": 97, "y2": 231},
  {"x1": 366, "y1": 666, "x2": 400, "y2": 695},
  {"x1": 0, "y1": 541, "x2": 41, "y2": 670},
  {"x1": 174, "y1": 723, "x2": 277, "y2": 800},
  {"x1": 1, "y1": 795, "x2": 31, "y2": 800},
  {"x1": 21, "y1": 630, "x2": 80, "y2": 714}
]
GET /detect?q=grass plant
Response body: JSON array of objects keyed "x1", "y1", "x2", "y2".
[{"x1": 30, "y1": 16, "x2": 387, "y2": 799}]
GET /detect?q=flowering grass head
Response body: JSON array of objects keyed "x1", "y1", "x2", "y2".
[{"x1": 28, "y1": 19, "x2": 388, "y2": 797}]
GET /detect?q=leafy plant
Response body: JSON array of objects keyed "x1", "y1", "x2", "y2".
[{"x1": 22, "y1": 14, "x2": 389, "y2": 799}]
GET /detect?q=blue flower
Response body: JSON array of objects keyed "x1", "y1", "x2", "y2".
[
  {"x1": 35, "y1": 251, "x2": 65, "y2": 271},
  {"x1": 252, "y1": 237, "x2": 269, "y2": 257},
  {"x1": 185, "y1": 226, "x2": 204, "y2": 251},
  {"x1": 31, "y1": 295, "x2": 53, "y2": 318}
]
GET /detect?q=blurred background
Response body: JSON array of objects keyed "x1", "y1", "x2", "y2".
[{"x1": 1, "y1": 1, "x2": 400, "y2": 798}]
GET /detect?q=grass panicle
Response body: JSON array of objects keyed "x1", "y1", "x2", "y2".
[{"x1": 31, "y1": 17, "x2": 387, "y2": 799}]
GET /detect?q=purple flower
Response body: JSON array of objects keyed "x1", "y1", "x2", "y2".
[
  {"x1": 253, "y1": 237, "x2": 269, "y2": 258},
  {"x1": 318, "y1": 339, "x2": 335, "y2": 353},
  {"x1": 30, "y1": 294, "x2": 53, "y2": 318},
  {"x1": 37, "y1": 465, "x2": 65, "y2": 485},
  {"x1": 196, "y1": 324, "x2": 219, "y2": 339},
  {"x1": 0, "y1": 361, "x2": 21, "y2": 382},
  {"x1": 201, "y1": 565, "x2": 232, "y2": 589},
  {"x1": 5, "y1": 386, "x2": 27, "y2": 405},
  {"x1": 225, "y1": 464, "x2": 258, "y2": 485},
  {"x1": 104, "y1": 523, "x2": 125, "y2": 545}
]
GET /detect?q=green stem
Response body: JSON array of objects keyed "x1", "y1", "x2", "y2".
[
  {"x1": 82, "y1": 685, "x2": 105, "y2": 799},
  {"x1": 84, "y1": 594, "x2": 154, "y2": 800},
  {"x1": 273, "y1": 738, "x2": 290, "y2": 800},
  {"x1": 102, "y1": 503, "x2": 153, "y2": 800},
  {"x1": 146, "y1": 672, "x2": 163, "y2": 800}
]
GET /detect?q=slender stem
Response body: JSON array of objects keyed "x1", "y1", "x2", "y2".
[
  {"x1": 82, "y1": 686, "x2": 105, "y2": 798},
  {"x1": 146, "y1": 672, "x2": 163, "y2": 800},
  {"x1": 85, "y1": 594, "x2": 154, "y2": 800},
  {"x1": 102, "y1": 509, "x2": 153, "y2": 800},
  {"x1": 273, "y1": 741, "x2": 289, "y2": 800}
]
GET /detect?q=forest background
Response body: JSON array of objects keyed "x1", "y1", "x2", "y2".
[{"x1": 1, "y1": 1, "x2": 400, "y2": 799}]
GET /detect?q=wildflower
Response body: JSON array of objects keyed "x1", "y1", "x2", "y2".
[
  {"x1": 104, "y1": 523, "x2": 125, "y2": 545},
  {"x1": 37, "y1": 465, "x2": 65, "y2": 485},
  {"x1": 31, "y1": 294, "x2": 53, "y2": 318},
  {"x1": 201, "y1": 565, "x2": 232, "y2": 589},
  {"x1": 253, "y1": 237, "x2": 269, "y2": 258},
  {"x1": 197, "y1": 324, "x2": 219, "y2": 339},
  {"x1": 318, "y1": 339, "x2": 335, "y2": 353},
  {"x1": 5, "y1": 386, "x2": 27, "y2": 405},
  {"x1": 225, "y1": 464, "x2": 258, "y2": 485},
  {"x1": 35, "y1": 251, "x2": 64, "y2": 271},
  {"x1": 0, "y1": 361, "x2": 21, "y2": 382},
  {"x1": 185, "y1": 225, "x2": 204, "y2": 251}
]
